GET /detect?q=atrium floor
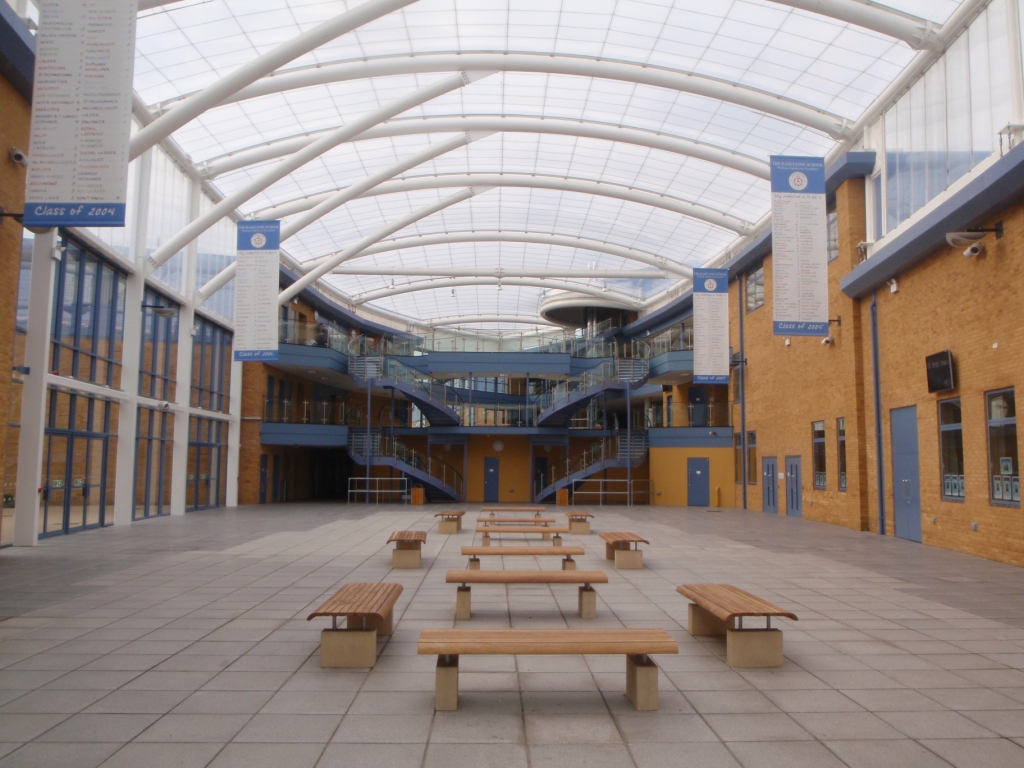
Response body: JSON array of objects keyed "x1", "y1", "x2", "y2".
[{"x1": 1, "y1": 502, "x2": 1024, "y2": 768}]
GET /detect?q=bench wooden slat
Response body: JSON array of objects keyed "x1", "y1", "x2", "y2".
[
  {"x1": 434, "y1": 510, "x2": 465, "y2": 518},
  {"x1": 481, "y1": 506, "x2": 546, "y2": 512},
  {"x1": 565, "y1": 511, "x2": 594, "y2": 519},
  {"x1": 476, "y1": 517, "x2": 557, "y2": 524},
  {"x1": 677, "y1": 584, "x2": 798, "y2": 622},
  {"x1": 388, "y1": 531, "x2": 427, "y2": 544},
  {"x1": 461, "y1": 546, "x2": 585, "y2": 556},
  {"x1": 418, "y1": 628, "x2": 677, "y2": 655},
  {"x1": 307, "y1": 582, "x2": 403, "y2": 621},
  {"x1": 599, "y1": 532, "x2": 650, "y2": 545},
  {"x1": 476, "y1": 528, "x2": 566, "y2": 535},
  {"x1": 447, "y1": 569, "x2": 607, "y2": 584}
]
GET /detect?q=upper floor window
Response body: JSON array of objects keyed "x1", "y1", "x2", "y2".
[
  {"x1": 139, "y1": 287, "x2": 179, "y2": 401},
  {"x1": 745, "y1": 265, "x2": 764, "y2": 313},
  {"x1": 837, "y1": 418, "x2": 847, "y2": 491},
  {"x1": 987, "y1": 389, "x2": 1019, "y2": 505},
  {"x1": 827, "y1": 211, "x2": 839, "y2": 262},
  {"x1": 191, "y1": 317, "x2": 232, "y2": 414},
  {"x1": 812, "y1": 421, "x2": 826, "y2": 489}
]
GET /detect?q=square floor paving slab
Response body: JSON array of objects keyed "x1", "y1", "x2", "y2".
[
  {"x1": 96, "y1": 742, "x2": 223, "y2": 768},
  {"x1": 877, "y1": 711, "x2": 999, "y2": 739},
  {"x1": 528, "y1": 743, "x2": 635, "y2": 768},
  {"x1": 918, "y1": 738, "x2": 1024, "y2": 768},
  {"x1": 702, "y1": 713, "x2": 813, "y2": 742},
  {"x1": 429, "y1": 711, "x2": 526, "y2": 744},
  {"x1": 171, "y1": 690, "x2": 274, "y2": 715},
  {"x1": 84, "y1": 690, "x2": 191, "y2": 714},
  {"x1": 523, "y1": 713, "x2": 621, "y2": 744},
  {"x1": 423, "y1": 743, "x2": 527, "y2": 768},
  {"x1": 613, "y1": 713, "x2": 719, "y2": 743},
  {"x1": 259, "y1": 691, "x2": 355, "y2": 715},
  {"x1": 331, "y1": 714, "x2": 432, "y2": 744},
  {"x1": 207, "y1": 742, "x2": 324, "y2": 768},
  {"x1": 823, "y1": 739, "x2": 954, "y2": 768},
  {"x1": 960, "y1": 709, "x2": 1024, "y2": 737},
  {"x1": 789, "y1": 711, "x2": 905, "y2": 740},
  {"x1": 36, "y1": 713, "x2": 160, "y2": 743},
  {"x1": 0, "y1": 742, "x2": 120, "y2": 768},
  {"x1": 0, "y1": 689, "x2": 107, "y2": 714},
  {"x1": 631, "y1": 742, "x2": 742, "y2": 768},
  {"x1": 135, "y1": 714, "x2": 251, "y2": 742},
  {"x1": 727, "y1": 741, "x2": 848, "y2": 768},
  {"x1": 763, "y1": 689, "x2": 864, "y2": 713}
]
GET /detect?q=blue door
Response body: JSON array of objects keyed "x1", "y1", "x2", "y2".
[
  {"x1": 689, "y1": 386, "x2": 709, "y2": 427},
  {"x1": 687, "y1": 458, "x2": 710, "y2": 506},
  {"x1": 785, "y1": 456, "x2": 802, "y2": 517},
  {"x1": 484, "y1": 457, "x2": 500, "y2": 502},
  {"x1": 891, "y1": 406, "x2": 922, "y2": 542},
  {"x1": 762, "y1": 457, "x2": 778, "y2": 513}
]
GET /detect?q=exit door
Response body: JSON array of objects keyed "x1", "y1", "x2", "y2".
[
  {"x1": 687, "y1": 457, "x2": 710, "y2": 506},
  {"x1": 891, "y1": 406, "x2": 922, "y2": 542},
  {"x1": 762, "y1": 457, "x2": 778, "y2": 513},
  {"x1": 785, "y1": 456, "x2": 802, "y2": 517},
  {"x1": 484, "y1": 457, "x2": 500, "y2": 502}
]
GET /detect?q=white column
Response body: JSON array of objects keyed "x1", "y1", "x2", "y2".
[
  {"x1": 110, "y1": 149, "x2": 152, "y2": 527},
  {"x1": 225, "y1": 358, "x2": 243, "y2": 508},
  {"x1": 169, "y1": 178, "x2": 201, "y2": 516},
  {"x1": 13, "y1": 228, "x2": 58, "y2": 546},
  {"x1": 1007, "y1": 0, "x2": 1024, "y2": 127}
]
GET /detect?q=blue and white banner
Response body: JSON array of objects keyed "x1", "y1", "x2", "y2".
[
  {"x1": 770, "y1": 156, "x2": 829, "y2": 336},
  {"x1": 234, "y1": 221, "x2": 281, "y2": 362},
  {"x1": 693, "y1": 268, "x2": 730, "y2": 384},
  {"x1": 23, "y1": 1, "x2": 137, "y2": 228}
]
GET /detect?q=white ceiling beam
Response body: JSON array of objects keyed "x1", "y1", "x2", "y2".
[
  {"x1": 130, "y1": 0, "x2": 420, "y2": 159},
  {"x1": 332, "y1": 268, "x2": 667, "y2": 278},
  {"x1": 199, "y1": 115, "x2": 770, "y2": 180},
  {"x1": 145, "y1": 72, "x2": 486, "y2": 274},
  {"x1": 769, "y1": 0, "x2": 940, "y2": 49},
  {"x1": 315, "y1": 231, "x2": 694, "y2": 277},
  {"x1": 277, "y1": 188, "x2": 486, "y2": 305},
  {"x1": 256, "y1": 173, "x2": 754, "y2": 235},
  {"x1": 351, "y1": 276, "x2": 642, "y2": 306},
  {"x1": 428, "y1": 315, "x2": 559, "y2": 327},
  {"x1": 161, "y1": 53, "x2": 851, "y2": 138}
]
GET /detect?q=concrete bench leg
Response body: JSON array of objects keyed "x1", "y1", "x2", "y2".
[
  {"x1": 562, "y1": 557, "x2": 576, "y2": 571},
  {"x1": 436, "y1": 654, "x2": 459, "y2": 711},
  {"x1": 393, "y1": 542, "x2": 421, "y2": 569},
  {"x1": 320, "y1": 628, "x2": 377, "y2": 668},
  {"x1": 455, "y1": 586, "x2": 472, "y2": 620},
  {"x1": 614, "y1": 548, "x2": 643, "y2": 570},
  {"x1": 438, "y1": 520, "x2": 458, "y2": 534},
  {"x1": 542, "y1": 530, "x2": 551, "y2": 541},
  {"x1": 552, "y1": 534, "x2": 563, "y2": 547},
  {"x1": 726, "y1": 629, "x2": 783, "y2": 668},
  {"x1": 687, "y1": 604, "x2": 728, "y2": 637},
  {"x1": 468, "y1": 557, "x2": 481, "y2": 571},
  {"x1": 626, "y1": 654, "x2": 659, "y2": 711},
  {"x1": 578, "y1": 585, "x2": 597, "y2": 619},
  {"x1": 482, "y1": 533, "x2": 491, "y2": 547},
  {"x1": 605, "y1": 542, "x2": 616, "y2": 560},
  {"x1": 569, "y1": 520, "x2": 590, "y2": 534},
  {"x1": 365, "y1": 610, "x2": 394, "y2": 637}
]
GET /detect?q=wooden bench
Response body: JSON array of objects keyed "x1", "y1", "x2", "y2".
[
  {"x1": 419, "y1": 628, "x2": 678, "y2": 711},
  {"x1": 477, "y1": 524, "x2": 570, "y2": 546},
  {"x1": 677, "y1": 584, "x2": 799, "y2": 668},
  {"x1": 446, "y1": 569, "x2": 608, "y2": 619},
  {"x1": 307, "y1": 583, "x2": 403, "y2": 668},
  {"x1": 476, "y1": 516, "x2": 557, "y2": 525},
  {"x1": 565, "y1": 510, "x2": 594, "y2": 534},
  {"x1": 434, "y1": 510, "x2": 465, "y2": 534},
  {"x1": 481, "y1": 505, "x2": 546, "y2": 518},
  {"x1": 461, "y1": 545, "x2": 586, "y2": 571},
  {"x1": 388, "y1": 531, "x2": 426, "y2": 569},
  {"x1": 600, "y1": 532, "x2": 649, "y2": 569}
]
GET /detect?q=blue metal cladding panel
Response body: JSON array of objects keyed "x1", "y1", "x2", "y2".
[
  {"x1": 890, "y1": 406, "x2": 923, "y2": 543},
  {"x1": 687, "y1": 458, "x2": 710, "y2": 506},
  {"x1": 395, "y1": 352, "x2": 575, "y2": 377},
  {"x1": 0, "y1": 2, "x2": 34, "y2": 102},
  {"x1": 276, "y1": 344, "x2": 348, "y2": 372},
  {"x1": 648, "y1": 428, "x2": 732, "y2": 448},
  {"x1": 649, "y1": 350, "x2": 694, "y2": 380},
  {"x1": 260, "y1": 423, "x2": 348, "y2": 447}
]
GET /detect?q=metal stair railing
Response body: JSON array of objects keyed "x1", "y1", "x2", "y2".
[
  {"x1": 379, "y1": 358, "x2": 465, "y2": 415},
  {"x1": 349, "y1": 430, "x2": 463, "y2": 499}
]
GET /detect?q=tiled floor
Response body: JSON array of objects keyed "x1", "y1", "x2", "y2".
[{"x1": 2, "y1": 503, "x2": 1024, "y2": 767}]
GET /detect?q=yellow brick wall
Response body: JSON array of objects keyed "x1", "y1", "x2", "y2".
[{"x1": 650, "y1": 447, "x2": 734, "y2": 507}]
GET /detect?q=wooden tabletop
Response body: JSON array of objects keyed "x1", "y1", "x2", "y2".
[
  {"x1": 475, "y1": 517, "x2": 557, "y2": 525},
  {"x1": 565, "y1": 511, "x2": 595, "y2": 518},
  {"x1": 388, "y1": 531, "x2": 427, "y2": 544},
  {"x1": 434, "y1": 510, "x2": 465, "y2": 518},
  {"x1": 418, "y1": 628, "x2": 678, "y2": 656},
  {"x1": 461, "y1": 546, "x2": 585, "y2": 556},
  {"x1": 307, "y1": 582, "x2": 403, "y2": 621},
  {"x1": 477, "y1": 525, "x2": 570, "y2": 534},
  {"x1": 447, "y1": 569, "x2": 608, "y2": 585},
  {"x1": 599, "y1": 532, "x2": 650, "y2": 545},
  {"x1": 677, "y1": 584, "x2": 798, "y2": 622},
  {"x1": 481, "y1": 506, "x2": 546, "y2": 513}
]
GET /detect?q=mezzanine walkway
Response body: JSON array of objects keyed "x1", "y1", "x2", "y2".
[{"x1": 1, "y1": 504, "x2": 1024, "y2": 768}]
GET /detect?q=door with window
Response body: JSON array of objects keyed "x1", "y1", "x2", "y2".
[
  {"x1": 785, "y1": 456, "x2": 802, "y2": 517},
  {"x1": 687, "y1": 458, "x2": 710, "y2": 506},
  {"x1": 762, "y1": 457, "x2": 778, "y2": 513},
  {"x1": 891, "y1": 406, "x2": 922, "y2": 542}
]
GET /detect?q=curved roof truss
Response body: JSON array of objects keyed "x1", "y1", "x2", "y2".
[{"x1": 351, "y1": 276, "x2": 643, "y2": 307}]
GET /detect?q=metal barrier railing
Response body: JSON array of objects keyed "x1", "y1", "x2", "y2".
[
  {"x1": 347, "y1": 477, "x2": 408, "y2": 504},
  {"x1": 569, "y1": 478, "x2": 652, "y2": 506}
]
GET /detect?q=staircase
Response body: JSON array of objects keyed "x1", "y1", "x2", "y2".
[
  {"x1": 349, "y1": 356, "x2": 463, "y2": 427},
  {"x1": 535, "y1": 432, "x2": 648, "y2": 502},
  {"x1": 535, "y1": 355, "x2": 650, "y2": 428},
  {"x1": 348, "y1": 430, "x2": 463, "y2": 502}
]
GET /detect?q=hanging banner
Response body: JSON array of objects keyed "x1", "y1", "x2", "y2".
[
  {"x1": 693, "y1": 268, "x2": 730, "y2": 384},
  {"x1": 770, "y1": 156, "x2": 828, "y2": 336},
  {"x1": 234, "y1": 221, "x2": 280, "y2": 361},
  {"x1": 23, "y1": 0, "x2": 137, "y2": 228}
]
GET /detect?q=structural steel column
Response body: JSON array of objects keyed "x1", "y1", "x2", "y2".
[
  {"x1": 225, "y1": 357, "x2": 243, "y2": 508},
  {"x1": 13, "y1": 228, "x2": 58, "y2": 546}
]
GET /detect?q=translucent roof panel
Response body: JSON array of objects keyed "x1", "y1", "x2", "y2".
[{"x1": 133, "y1": 0, "x2": 969, "y2": 326}]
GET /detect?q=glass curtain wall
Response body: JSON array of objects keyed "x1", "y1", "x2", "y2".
[
  {"x1": 186, "y1": 417, "x2": 228, "y2": 511},
  {"x1": 134, "y1": 408, "x2": 174, "y2": 519},
  {"x1": 191, "y1": 317, "x2": 232, "y2": 413}
]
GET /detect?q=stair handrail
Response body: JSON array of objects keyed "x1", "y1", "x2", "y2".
[
  {"x1": 379, "y1": 357, "x2": 465, "y2": 414},
  {"x1": 377, "y1": 433, "x2": 464, "y2": 499}
]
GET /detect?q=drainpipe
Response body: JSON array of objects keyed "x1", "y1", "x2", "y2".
[
  {"x1": 626, "y1": 378, "x2": 632, "y2": 506},
  {"x1": 738, "y1": 277, "x2": 748, "y2": 508},
  {"x1": 871, "y1": 291, "x2": 886, "y2": 535}
]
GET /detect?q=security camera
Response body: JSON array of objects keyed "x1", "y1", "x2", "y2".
[
  {"x1": 8, "y1": 148, "x2": 27, "y2": 167},
  {"x1": 945, "y1": 231, "x2": 985, "y2": 248},
  {"x1": 963, "y1": 242, "x2": 985, "y2": 258},
  {"x1": 158, "y1": 401, "x2": 172, "y2": 411},
  {"x1": 821, "y1": 336, "x2": 834, "y2": 346}
]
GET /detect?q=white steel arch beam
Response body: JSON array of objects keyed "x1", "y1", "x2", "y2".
[
  {"x1": 428, "y1": 315, "x2": 559, "y2": 327},
  {"x1": 146, "y1": 72, "x2": 487, "y2": 273},
  {"x1": 277, "y1": 187, "x2": 487, "y2": 305},
  {"x1": 352, "y1": 276, "x2": 642, "y2": 306},
  {"x1": 195, "y1": 53, "x2": 852, "y2": 138},
  {"x1": 200, "y1": 116, "x2": 770, "y2": 180},
  {"x1": 281, "y1": 131, "x2": 492, "y2": 241},
  {"x1": 257, "y1": 173, "x2": 755, "y2": 235},
  {"x1": 769, "y1": 0, "x2": 940, "y2": 49},
  {"x1": 130, "y1": 0, "x2": 419, "y2": 159},
  {"x1": 317, "y1": 231, "x2": 694, "y2": 278},
  {"x1": 333, "y1": 267, "x2": 667, "y2": 278}
]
